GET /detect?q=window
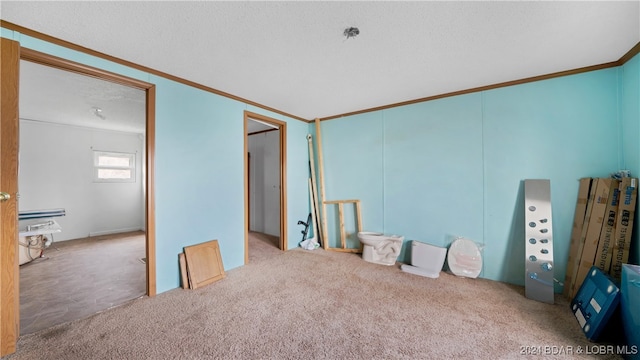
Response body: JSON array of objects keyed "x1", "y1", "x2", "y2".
[{"x1": 93, "y1": 151, "x2": 135, "y2": 182}]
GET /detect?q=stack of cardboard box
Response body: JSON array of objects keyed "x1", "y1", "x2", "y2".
[{"x1": 564, "y1": 177, "x2": 638, "y2": 299}]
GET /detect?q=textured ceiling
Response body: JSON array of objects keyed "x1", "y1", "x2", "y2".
[
  {"x1": 20, "y1": 60, "x2": 146, "y2": 133},
  {"x1": 2, "y1": 1, "x2": 639, "y2": 121}
]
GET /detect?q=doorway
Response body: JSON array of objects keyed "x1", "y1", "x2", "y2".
[
  {"x1": 244, "y1": 111, "x2": 287, "y2": 264},
  {"x1": 18, "y1": 59, "x2": 147, "y2": 334},
  {"x1": 0, "y1": 43, "x2": 156, "y2": 354}
]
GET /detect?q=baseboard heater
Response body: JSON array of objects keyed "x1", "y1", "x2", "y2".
[{"x1": 19, "y1": 208, "x2": 66, "y2": 220}]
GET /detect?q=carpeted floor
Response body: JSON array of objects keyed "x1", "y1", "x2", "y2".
[
  {"x1": 248, "y1": 231, "x2": 282, "y2": 263},
  {"x1": 17, "y1": 230, "x2": 276, "y2": 336},
  {"x1": 6, "y1": 246, "x2": 622, "y2": 360}
]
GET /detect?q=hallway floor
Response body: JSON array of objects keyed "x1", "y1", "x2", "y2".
[{"x1": 248, "y1": 231, "x2": 282, "y2": 263}]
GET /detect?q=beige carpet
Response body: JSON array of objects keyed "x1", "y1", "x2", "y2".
[
  {"x1": 5, "y1": 247, "x2": 621, "y2": 360},
  {"x1": 248, "y1": 231, "x2": 282, "y2": 263}
]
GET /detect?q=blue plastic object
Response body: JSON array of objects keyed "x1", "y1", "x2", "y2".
[
  {"x1": 621, "y1": 264, "x2": 640, "y2": 359},
  {"x1": 571, "y1": 266, "x2": 620, "y2": 341},
  {"x1": 18, "y1": 208, "x2": 65, "y2": 220}
]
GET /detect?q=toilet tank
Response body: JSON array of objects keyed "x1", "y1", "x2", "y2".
[{"x1": 410, "y1": 240, "x2": 447, "y2": 271}]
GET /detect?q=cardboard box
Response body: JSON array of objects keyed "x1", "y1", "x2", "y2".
[
  {"x1": 567, "y1": 178, "x2": 599, "y2": 298},
  {"x1": 594, "y1": 179, "x2": 621, "y2": 273},
  {"x1": 570, "y1": 178, "x2": 613, "y2": 299},
  {"x1": 610, "y1": 177, "x2": 638, "y2": 280},
  {"x1": 563, "y1": 178, "x2": 593, "y2": 298}
]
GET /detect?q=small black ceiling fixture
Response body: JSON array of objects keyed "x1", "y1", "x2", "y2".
[
  {"x1": 91, "y1": 107, "x2": 106, "y2": 120},
  {"x1": 343, "y1": 27, "x2": 360, "y2": 39}
]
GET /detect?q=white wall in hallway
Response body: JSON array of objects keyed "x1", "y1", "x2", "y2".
[
  {"x1": 248, "y1": 130, "x2": 280, "y2": 237},
  {"x1": 18, "y1": 120, "x2": 145, "y2": 241}
]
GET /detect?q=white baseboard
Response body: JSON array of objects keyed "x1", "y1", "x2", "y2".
[{"x1": 89, "y1": 227, "x2": 143, "y2": 237}]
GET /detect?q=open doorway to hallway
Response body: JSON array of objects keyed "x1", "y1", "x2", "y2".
[{"x1": 245, "y1": 112, "x2": 287, "y2": 263}]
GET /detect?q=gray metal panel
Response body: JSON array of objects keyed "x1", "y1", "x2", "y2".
[{"x1": 524, "y1": 179, "x2": 555, "y2": 304}]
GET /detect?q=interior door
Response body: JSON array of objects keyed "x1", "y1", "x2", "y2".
[
  {"x1": 0, "y1": 37, "x2": 20, "y2": 357},
  {"x1": 247, "y1": 152, "x2": 250, "y2": 231}
]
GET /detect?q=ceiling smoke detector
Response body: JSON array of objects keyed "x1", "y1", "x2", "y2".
[{"x1": 343, "y1": 27, "x2": 359, "y2": 39}]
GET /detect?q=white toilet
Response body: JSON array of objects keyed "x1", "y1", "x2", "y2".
[{"x1": 357, "y1": 232, "x2": 404, "y2": 266}]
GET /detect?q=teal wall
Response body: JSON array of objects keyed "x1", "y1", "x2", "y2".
[
  {"x1": 621, "y1": 53, "x2": 640, "y2": 264},
  {"x1": 3, "y1": 28, "x2": 639, "y2": 293},
  {"x1": 317, "y1": 68, "x2": 621, "y2": 290},
  {"x1": 2, "y1": 30, "x2": 310, "y2": 294},
  {"x1": 482, "y1": 70, "x2": 620, "y2": 288}
]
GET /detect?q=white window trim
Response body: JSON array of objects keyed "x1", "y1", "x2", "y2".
[{"x1": 93, "y1": 150, "x2": 136, "y2": 183}]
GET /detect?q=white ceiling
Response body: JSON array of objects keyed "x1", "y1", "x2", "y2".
[
  {"x1": 3, "y1": 1, "x2": 639, "y2": 121},
  {"x1": 19, "y1": 60, "x2": 146, "y2": 133}
]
